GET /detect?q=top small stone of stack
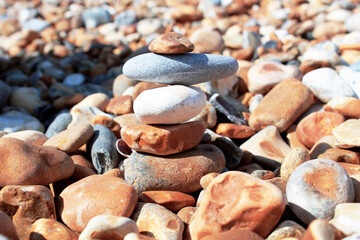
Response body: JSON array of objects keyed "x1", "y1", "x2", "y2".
[{"x1": 148, "y1": 32, "x2": 194, "y2": 54}]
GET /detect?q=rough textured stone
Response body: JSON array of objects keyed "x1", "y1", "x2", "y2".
[
  {"x1": 149, "y1": 32, "x2": 194, "y2": 54},
  {"x1": 329, "y1": 203, "x2": 360, "y2": 236},
  {"x1": 215, "y1": 123, "x2": 255, "y2": 139},
  {"x1": 280, "y1": 147, "x2": 310, "y2": 180},
  {"x1": 125, "y1": 144, "x2": 225, "y2": 193},
  {"x1": 249, "y1": 79, "x2": 314, "y2": 133},
  {"x1": 332, "y1": 119, "x2": 360, "y2": 148},
  {"x1": 87, "y1": 124, "x2": 120, "y2": 174},
  {"x1": 189, "y1": 171, "x2": 286, "y2": 239},
  {"x1": 121, "y1": 120, "x2": 207, "y2": 156},
  {"x1": 138, "y1": 191, "x2": 195, "y2": 212},
  {"x1": 2, "y1": 130, "x2": 48, "y2": 146},
  {"x1": 134, "y1": 85, "x2": 206, "y2": 125},
  {"x1": 30, "y1": 218, "x2": 79, "y2": 240},
  {"x1": 131, "y1": 203, "x2": 184, "y2": 240},
  {"x1": 287, "y1": 159, "x2": 354, "y2": 224},
  {"x1": 0, "y1": 211, "x2": 19, "y2": 240},
  {"x1": 92, "y1": 115, "x2": 121, "y2": 138},
  {"x1": 0, "y1": 138, "x2": 74, "y2": 186},
  {"x1": 0, "y1": 185, "x2": 56, "y2": 240},
  {"x1": 296, "y1": 112, "x2": 344, "y2": 149},
  {"x1": 71, "y1": 93, "x2": 110, "y2": 112},
  {"x1": 79, "y1": 215, "x2": 139, "y2": 240},
  {"x1": 123, "y1": 53, "x2": 238, "y2": 85},
  {"x1": 58, "y1": 175, "x2": 138, "y2": 233},
  {"x1": 44, "y1": 122, "x2": 94, "y2": 154}
]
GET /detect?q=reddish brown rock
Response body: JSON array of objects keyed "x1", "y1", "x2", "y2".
[
  {"x1": 133, "y1": 82, "x2": 167, "y2": 100},
  {"x1": 249, "y1": 79, "x2": 314, "y2": 133},
  {"x1": 58, "y1": 175, "x2": 138, "y2": 233},
  {"x1": 92, "y1": 115, "x2": 121, "y2": 138},
  {"x1": 202, "y1": 229, "x2": 264, "y2": 240},
  {"x1": 2, "y1": 130, "x2": 48, "y2": 146},
  {"x1": 0, "y1": 185, "x2": 56, "y2": 240},
  {"x1": 71, "y1": 93, "x2": 110, "y2": 112},
  {"x1": 286, "y1": 125, "x2": 308, "y2": 149},
  {"x1": 324, "y1": 96, "x2": 360, "y2": 119},
  {"x1": 177, "y1": 207, "x2": 197, "y2": 225},
  {"x1": 106, "y1": 95, "x2": 134, "y2": 116},
  {"x1": 215, "y1": 123, "x2": 255, "y2": 139},
  {"x1": 296, "y1": 112, "x2": 344, "y2": 149},
  {"x1": 30, "y1": 218, "x2": 79, "y2": 240},
  {"x1": 318, "y1": 148, "x2": 359, "y2": 164},
  {"x1": 0, "y1": 138, "x2": 74, "y2": 186},
  {"x1": 103, "y1": 168, "x2": 124, "y2": 178},
  {"x1": 189, "y1": 171, "x2": 286, "y2": 239},
  {"x1": 338, "y1": 162, "x2": 360, "y2": 176},
  {"x1": 70, "y1": 155, "x2": 95, "y2": 171},
  {"x1": 148, "y1": 32, "x2": 194, "y2": 54},
  {"x1": 0, "y1": 211, "x2": 19, "y2": 240},
  {"x1": 121, "y1": 120, "x2": 207, "y2": 156},
  {"x1": 44, "y1": 122, "x2": 94, "y2": 154},
  {"x1": 53, "y1": 94, "x2": 85, "y2": 111},
  {"x1": 139, "y1": 191, "x2": 195, "y2": 212}
]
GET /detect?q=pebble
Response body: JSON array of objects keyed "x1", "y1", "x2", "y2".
[
  {"x1": 266, "y1": 220, "x2": 306, "y2": 240},
  {"x1": 149, "y1": 32, "x2": 194, "y2": 54},
  {"x1": 324, "y1": 96, "x2": 360, "y2": 119},
  {"x1": 138, "y1": 191, "x2": 195, "y2": 212},
  {"x1": 189, "y1": 26, "x2": 224, "y2": 53},
  {"x1": 302, "y1": 68, "x2": 356, "y2": 103},
  {"x1": 30, "y1": 218, "x2": 79, "y2": 240},
  {"x1": 123, "y1": 53, "x2": 239, "y2": 85},
  {"x1": 53, "y1": 94, "x2": 85, "y2": 111},
  {"x1": 45, "y1": 111, "x2": 72, "y2": 138},
  {"x1": 318, "y1": 148, "x2": 360, "y2": 164},
  {"x1": 329, "y1": 203, "x2": 360, "y2": 236},
  {"x1": 249, "y1": 79, "x2": 314, "y2": 133},
  {"x1": 79, "y1": 215, "x2": 139, "y2": 240},
  {"x1": 124, "y1": 144, "x2": 225, "y2": 193},
  {"x1": 202, "y1": 229, "x2": 264, "y2": 240},
  {"x1": 44, "y1": 122, "x2": 94, "y2": 154},
  {"x1": 134, "y1": 85, "x2": 206, "y2": 124},
  {"x1": 339, "y1": 66, "x2": 360, "y2": 98},
  {"x1": 82, "y1": 7, "x2": 111, "y2": 29},
  {"x1": 106, "y1": 95, "x2": 133, "y2": 115},
  {"x1": 301, "y1": 42, "x2": 340, "y2": 66},
  {"x1": 68, "y1": 105, "x2": 114, "y2": 128},
  {"x1": 0, "y1": 211, "x2": 19, "y2": 240},
  {"x1": 113, "y1": 74, "x2": 136, "y2": 98},
  {"x1": 200, "y1": 173, "x2": 220, "y2": 189},
  {"x1": 121, "y1": 120, "x2": 207, "y2": 156},
  {"x1": 0, "y1": 110, "x2": 44, "y2": 133},
  {"x1": 0, "y1": 185, "x2": 56, "y2": 240},
  {"x1": 189, "y1": 171, "x2": 286, "y2": 239},
  {"x1": 302, "y1": 219, "x2": 344, "y2": 240},
  {"x1": 215, "y1": 123, "x2": 255, "y2": 139},
  {"x1": 280, "y1": 147, "x2": 310, "y2": 180},
  {"x1": 0, "y1": 137, "x2": 74, "y2": 186},
  {"x1": 10, "y1": 87, "x2": 44, "y2": 115},
  {"x1": 131, "y1": 202, "x2": 184, "y2": 240},
  {"x1": 132, "y1": 82, "x2": 167, "y2": 100},
  {"x1": 0, "y1": 80, "x2": 12, "y2": 110},
  {"x1": 286, "y1": 159, "x2": 355, "y2": 224},
  {"x1": 92, "y1": 115, "x2": 121, "y2": 138},
  {"x1": 2, "y1": 130, "x2": 48, "y2": 146},
  {"x1": 332, "y1": 119, "x2": 360, "y2": 148},
  {"x1": 88, "y1": 124, "x2": 120, "y2": 174},
  {"x1": 246, "y1": 62, "x2": 301, "y2": 94},
  {"x1": 345, "y1": 13, "x2": 360, "y2": 32},
  {"x1": 296, "y1": 112, "x2": 344, "y2": 149},
  {"x1": 71, "y1": 93, "x2": 110, "y2": 112},
  {"x1": 58, "y1": 175, "x2": 138, "y2": 233},
  {"x1": 188, "y1": 101, "x2": 217, "y2": 129},
  {"x1": 63, "y1": 73, "x2": 86, "y2": 86}
]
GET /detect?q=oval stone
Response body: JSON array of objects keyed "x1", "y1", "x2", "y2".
[
  {"x1": 134, "y1": 85, "x2": 206, "y2": 125},
  {"x1": 287, "y1": 159, "x2": 354, "y2": 224},
  {"x1": 123, "y1": 53, "x2": 239, "y2": 85},
  {"x1": 58, "y1": 175, "x2": 138, "y2": 233},
  {"x1": 124, "y1": 144, "x2": 226, "y2": 193},
  {"x1": 30, "y1": 218, "x2": 79, "y2": 240}
]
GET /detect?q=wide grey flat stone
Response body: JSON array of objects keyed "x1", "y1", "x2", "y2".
[{"x1": 123, "y1": 53, "x2": 239, "y2": 85}]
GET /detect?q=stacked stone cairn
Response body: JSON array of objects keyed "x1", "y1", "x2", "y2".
[{"x1": 119, "y1": 32, "x2": 238, "y2": 194}]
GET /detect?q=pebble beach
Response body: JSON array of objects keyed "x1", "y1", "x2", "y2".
[{"x1": 0, "y1": 0, "x2": 360, "y2": 239}]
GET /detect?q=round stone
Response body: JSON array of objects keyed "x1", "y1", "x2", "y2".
[
  {"x1": 286, "y1": 159, "x2": 355, "y2": 224},
  {"x1": 134, "y1": 85, "x2": 206, "y2": 125},
  {"x1": 148, "y1": 32, "x2": 194, "y2": 54},
  {"x1": 123, "y1": 53, "x2": 238, "y2": 85}
]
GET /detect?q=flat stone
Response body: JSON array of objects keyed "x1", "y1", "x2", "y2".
[
  {"x1": 202, "y1": 229, "x2": 264, "y2": 240},
  {"x1": 106, "y1": 95, "x2": 133, "y2": 116},
  {"x1": 134, "y1": 85, "x2": 206, "y2": 125},
  {"x1": 0, "y1": 111, "x2": 44, "y2": 133},
  {"x1": 121, "y1": 120, "x2": 207, "y2": 156},
  {"x1": 302, "y1": 67, "x2": 356, "y2": 103},
  {"x1": 249, "y1": 79, "x2": 314, "y2": 133},
  {"x1": 318, "y1": 148, "x2": 359, "y2": 164},
  {"x1": 189, "y1": 171, "x2": 286, "y2": 239},
  {"x1": 0, "y1": 185, "x2": 56, "y2": 240},
  {"x1": 87, "y1": 124, "x2": 120, "y2": 174},
  {"x1": 2, "y1": 130, "x2": 48, "y2": 146},
  {"x1": 58, "y1": 175, "x2": 138, "y2": 233},
  {"x1": 287, "y1": 159, "x2": 354, "y2": 224},
  {"x1": 138, "y1": 191, "x2": 195, "y2": 212},
  {"x1": 324, "y1": 96, "x2": 360, "y2": 119},
  {"x1": 30, "y1": 218, "x2": 79, "y2": 240},
  {"x1": 296, "y1": 112, "x2": 344, "y2": 149},
  {"x1": 0, "y1": 138, "x2": 74, "y2": 186},
  {"x1": 286, "y1": 125, "x2": 308, "y2": 149},
  {"x1": 123, "y1": 53, "x2": 238, "y2": 85},
  {"x1": 131, "y1": 203, "x2": 184, "y2": 240},
  {"x1": 45, "y1": 111, "x2": 72, "y2": 138},
  {"x1": 251, "y1": 170, "x2": 275, "y2": 180},
  {"x1": 44, "y1": 122, "x2": 94, "y2": 154},
  {"x1": 215, "y1": 123, "x2": 255, "y2": 139},
  {"x1": 329, "y1": 203, "x2": 360, "y2": 236},
  {"x1": 280, "y1": 147, "x2": 310, "y2": 180},
  {"x1": 247, "y1": 62, "x2": 301, "y2": 94},
  {"x1": 79, "y1": 215, "x2": 139, "y2": 240},
  {"x1": 149, "y1": 32, "x2": 194, "y2": 54},
  {"x1": 240, "y1": 125, "x2": 291, "y2": 169},
  {"x1": 124, "y1": 144, "x2": 225, "y2": 193},
  {"x1": 0, "y1": 211, "x2": 19, "y2": 240},
  {"x1": 332, "y1": 119, "x2": 360, "y2": 148},
  {"x1": 302, "y1": 219, "x2": 343, "y2": 240},
  {"x1": 266, "y1": 220, "x2": 305, "y2": 240}
]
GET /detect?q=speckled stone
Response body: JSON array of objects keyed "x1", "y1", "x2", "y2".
[
  {"x1": 123, "y1": 53, "x2": 238, "y2": 85},
  {"x1": 124, "y1": 144, "x2": 225, "y2": 193},
  {"x1": 287, "y1": 159, "x2": 354, "y2": 224},
  {"x1": 131, "y1": 202, "x2": 184, "y2": 240}
]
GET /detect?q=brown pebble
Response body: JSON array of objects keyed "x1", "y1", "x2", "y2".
[
  {"x1": 177, "y1": 207, "x2": 197, "y2": 225},
  {"x1": 92, "y1": 115, "x2": 121, "y2": 138},
  {"x1": 148, "y1": 32, "x2": 194, "y2": 54},
  {"x1": 103, "y1": 168, "x2": 124, "y2": 178},
  {"x1": 53, "y1": 94, "x2": 85, "y2": 111},
  {"x1": 200, "y1": 173, "x2": 220, "y2": 190},
  {"x1": 0, "y1": 211, "x2": 19, "y2": 240},
  {"x1": 215, "y1": 123, "x2": 256, "y2": 138},
  {"x1": 302, "y1": 219, "x2": 343, "y2": 240},
  {"x1": 202, "y1": 229, "x2": 264, "y2": 240},
  {"x1": 280, "y1": 147, "x2": 310, "y2": 180},
  {"x1": 133, "y1": 82, "x2": 167, "y2": 100},
  {"x1": 106, "y1": 95, "x2": 134, "y2": 116},
  {"x1": 30, "y1": 218, "x2": 79, "y2": 240},
  {"x1": 318, "y1": 148, "x2": 359, "y2": 164}
]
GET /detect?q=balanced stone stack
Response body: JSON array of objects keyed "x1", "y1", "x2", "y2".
[{"x1": 121, "y1": 32, "x2": 239, "y2": 194}]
